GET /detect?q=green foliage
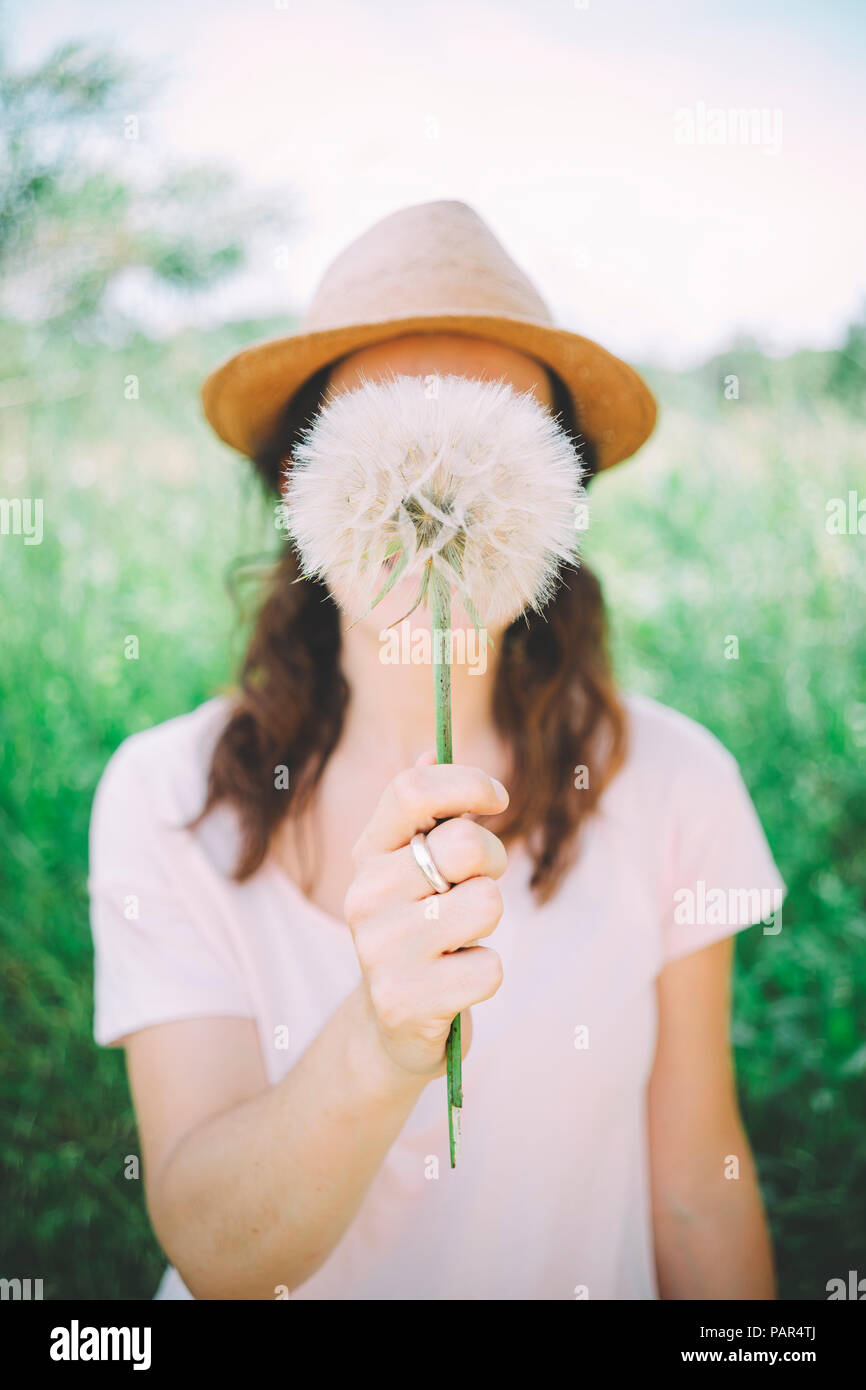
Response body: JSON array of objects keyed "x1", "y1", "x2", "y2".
[
  {"x1": 1, "y1": 321, "x2": 863, "y2": 1298},
  {"x1": 0, "y1": 40, "x2": 279, "y2": 329},
  {"x1": 0, "y1": 319, "x2": 278, "y2": 1298},
  {"x1": 827, "y1": 304, "x2": 866, "y2": 414}
]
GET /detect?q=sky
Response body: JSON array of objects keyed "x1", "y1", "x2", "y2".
[{"x1": 7, "y1": 0, "x2": 866, "y2": 366}]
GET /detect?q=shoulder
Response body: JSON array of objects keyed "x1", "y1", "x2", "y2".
[
  {"x1": 609, "y1": 691, "x2": 754, "y2": 844},
  {"x1": 614, "y1": 692, "x2": 782, "y2": 890},
  {"x1": 92, "y1": 696, "x2": 236, "y2": 828},
  {"x1": 616, "y1": 694, "x2": 785, "y2": 959},
  {"x1": 619, "y1": 691, "x2": 741, "y2": 787}
]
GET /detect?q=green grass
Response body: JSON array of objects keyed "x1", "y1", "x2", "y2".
[{"x1": 1, "y1": 323, "x2": 864, "y2": 1298}]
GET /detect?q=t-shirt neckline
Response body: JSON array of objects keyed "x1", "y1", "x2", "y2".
[{"x1": 262, "y1": 856, "x2": 352, "y2": 932}]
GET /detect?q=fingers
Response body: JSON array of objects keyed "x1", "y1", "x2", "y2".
[
  {"x1": 345, "y1": 817, "x2": 507, "y2": 919},
  {"x1": 345, "y1": 758, "x2": 509, "y2": 1063},
  {"x1": 423, "y1": 876, "x2": 504, "y2": 955},
  {"x1": 353, "y1": 763, "x2": 509, "y2": 860},
  {"x1": 349, "y1": 875, "x2": 504, "y2": 967},
  {"x1": 430, "y1": 945, "x2": 504, "y2": 1021},
  {"x1": 362, "y1": 944, "x2": 503, "y2": 1038}
]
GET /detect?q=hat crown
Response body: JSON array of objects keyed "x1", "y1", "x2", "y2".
[{"x1": 303, "y1": 200, "x2": 553, "y2": 332}]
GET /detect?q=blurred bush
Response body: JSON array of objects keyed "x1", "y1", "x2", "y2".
[{"x1": 0, "y1": 39, "x2": 285, "y2": 333}]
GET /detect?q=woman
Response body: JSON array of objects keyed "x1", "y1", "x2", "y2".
[{"x1": 89, "y1": 200, "x2": 785, "y2": 1300}]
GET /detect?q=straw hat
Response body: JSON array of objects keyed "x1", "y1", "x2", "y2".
[{"x1": 201, "y1": 199, "x2": 657, "y2": 471}]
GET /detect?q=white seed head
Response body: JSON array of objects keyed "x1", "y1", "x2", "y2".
[{"x1": 279, "y1": 373, "x2": 588, "y2": 627}]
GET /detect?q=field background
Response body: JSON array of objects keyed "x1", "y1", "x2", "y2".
[
  {"x1": 2, "y1": 319, "x2": 864, "y2": 1299},
  {"x1": 1, "y1": 34, "x2": 865, "y2": 1302}
]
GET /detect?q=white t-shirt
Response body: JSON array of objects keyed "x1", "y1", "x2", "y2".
[{"x1": 88, "y1": 692, "x2": 785, "y2": 1301}]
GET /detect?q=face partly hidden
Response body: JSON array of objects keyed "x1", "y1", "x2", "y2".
[{"x1": 322, "y1": 332, "x2": 556, "y2": 646}]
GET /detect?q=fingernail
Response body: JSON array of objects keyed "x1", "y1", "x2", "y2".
[{"x1": 490, "y1": 778, "x2": 509, "y2": 804}]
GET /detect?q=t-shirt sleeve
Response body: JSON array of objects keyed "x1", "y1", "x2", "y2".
[
  {"x1": 661, "y1": 740, "x2": 786, "y2": 965},
  {"x1": 88, "y1": 739, "x2": 255, "y2": 1047}
]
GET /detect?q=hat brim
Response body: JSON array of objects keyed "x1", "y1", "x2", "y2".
[{"x1": 200, "y1": 310, "x2": 657, "y2": 471}]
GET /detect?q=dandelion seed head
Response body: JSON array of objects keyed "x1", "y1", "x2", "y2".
[{"x1": 279, "y1": 373, "x2": 588, "y2": 628}]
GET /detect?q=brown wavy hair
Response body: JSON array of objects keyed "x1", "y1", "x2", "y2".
[{"x1": 197, "y1": 362, "x2": 628, "y2": 905}]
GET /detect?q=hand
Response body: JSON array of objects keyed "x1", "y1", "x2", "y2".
[{"x1": 344, "y1": 752, "x2": 509, "y2": 1078}]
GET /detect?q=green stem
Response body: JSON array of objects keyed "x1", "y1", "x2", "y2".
[
  {"x1": 430, "y1": 570, "x2": 452, "y2": 766},
  {"x1": 430, "y1": 569, "x2": 461, "y2": 1168}
]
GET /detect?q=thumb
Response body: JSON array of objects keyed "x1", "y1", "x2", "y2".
[{"x1": 414, "y1": 748, "x2": 438, "y2": 768}]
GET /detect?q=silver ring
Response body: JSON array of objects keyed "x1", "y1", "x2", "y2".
[{"x1": 410, "y1": 831, "x2": 451, "y2": 894}]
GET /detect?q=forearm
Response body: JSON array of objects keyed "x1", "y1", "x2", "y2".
[
  {"x1": 653, "y1": 1133, "x2": 775, "y2": 1300},
  {"x1": 149, "y1": 985, "x2": 429, "y2": 1299}
]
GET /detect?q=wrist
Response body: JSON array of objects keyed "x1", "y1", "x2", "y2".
[{"x1": 342, "y1": 986, "x2": 429, "y2": 1106}]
